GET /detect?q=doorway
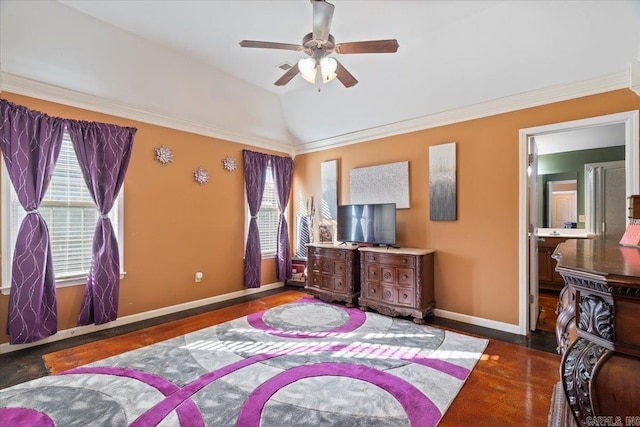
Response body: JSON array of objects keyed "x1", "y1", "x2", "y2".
[{"x1": 518, "y1": 110, "x2": 639, "y2": 335}]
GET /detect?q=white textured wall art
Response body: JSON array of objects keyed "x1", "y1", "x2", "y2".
[
  {"x1": 321, "y1": 159, "x2": 338, "y2": 219},
  {"x1": 429, "y1": 142, "x2": 457, "y2": 221},
  {"x1": 350, "y1": 161, "x2": 410, "y2": 209}
]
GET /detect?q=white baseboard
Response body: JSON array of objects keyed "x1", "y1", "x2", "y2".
[
  {"x1": 0, "y1": 282, "x2": 285, "y2": 354},
  {"x1": 433, "y1": 308, "x2": 522, "y2": 335}
]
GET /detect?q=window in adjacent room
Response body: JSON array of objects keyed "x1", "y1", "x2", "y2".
[
  {"x1": 1, "y1": 131, "x2": 123, "y2": 293},
  {"x1": 256, "y1": 162, "x2": 279, "y2": 256}
]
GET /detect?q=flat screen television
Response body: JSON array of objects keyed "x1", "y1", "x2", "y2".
[{"x1": 336, "y1": 203, "x2": 396, "y2": 245}]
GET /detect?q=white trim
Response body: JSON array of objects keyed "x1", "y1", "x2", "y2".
[
  {"x1": 631, "y1": 61, "x2": 640, "y2": 96},
  {"x1": 0, "y1": 70, "x2": 630, "y2": 155},
  {"x1": 518, "y1": 110, "x2": 639, "y2": 336},
  {"x1": 433, "y1": 308, "x2": 521, "y2": 335},
  {"x1": 294, "y1": 70, "x2": 630, "y2": 154},
  {"x1": 0, "y1": 72, "x2": 292, "y2": 154},
  {"x1": 517, "y1": 133, "x2": 530, "y2": 335},
  {"x1": 0, "y1": 282, "x2": 285, "y2": 354}
]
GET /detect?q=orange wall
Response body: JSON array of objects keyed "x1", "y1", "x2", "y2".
[
  {"x1": 1, "y1": 89, "x2": 638, "y2": 345},
  {"x1": 293, "y1": 89, "x2": 640, "y2": 325},
  {"x1": 0, "y1": 93, "x2": 284, "y2": 345}
]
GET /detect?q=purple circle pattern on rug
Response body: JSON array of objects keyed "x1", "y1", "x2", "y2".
[
  {"x1": 236, "y1": 362, "x2": 442, "y2": 427},
  {"x1": 0, "y1": 407, "x2": 55, "y2": 427},
  {"x1": 247, "y1": 298, "x2": 366, "y2": 338}
]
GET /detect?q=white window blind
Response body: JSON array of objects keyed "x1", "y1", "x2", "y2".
[
  {"x1": 257, "y1": 163, "x2": 279, "y2": 255},
  {"x1": 2, "y1": 131, "x2": 122, "y2": 290}
]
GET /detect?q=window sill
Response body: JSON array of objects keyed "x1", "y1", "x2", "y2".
[{"x1": 1, "y1": 272, "x2": 127, "y2": 295}]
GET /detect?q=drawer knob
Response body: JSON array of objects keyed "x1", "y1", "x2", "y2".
[{"x1": 402, "y1": 259, "x2": 407, "y2": 263}]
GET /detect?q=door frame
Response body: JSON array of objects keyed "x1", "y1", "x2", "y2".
[{"x1": 517, "y1": 110, "x2": 639, "y2": 335}]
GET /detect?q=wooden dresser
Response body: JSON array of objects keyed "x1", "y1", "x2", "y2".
[
  {"x1": 358, "y1": 247, "x2": 435, "y2": 324},
  {"x1": 305, "y1": 243, "x2": 360, "y2": 306},
  {"x1": 550, "y1": 239, "x2": 640, "y2": 426}
]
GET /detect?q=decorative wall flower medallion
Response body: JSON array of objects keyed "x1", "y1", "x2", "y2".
[
  {"x1": 222, "y1": 155, "x2": 237, "y2": 172},
  {"x1": 154, "y1": 145, "x2": 173, "y2": 165},
  {"x1": 193, "y1": 167, "x2": 209, "y2": 185}
]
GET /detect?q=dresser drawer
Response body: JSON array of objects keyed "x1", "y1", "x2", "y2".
[
  {"x1": 320, "y1": 276, "x2": 332, "y2": 290},
  {"x1": 381, "y1": 285, "x2": 395, "y2": 303},
  {"x1": 397, "y1": 268, "x2": 415, "y2": 286},
  {"x1": 321, "y1": 259, "x2": 333, "y2": 275},
  {"x1": 396, "y1": 287, "x2": 415, "y2": 307},
  {"x1": 365, "y1": 282, "x2": 381, "y2": 301},
  {"x1": 309, "y1": 257, "x2": 322, "y2": 273},
  {"x1": 380, "y1": 266, "x2": 396, "y2": 284},
  {"x1": 334, "y1": 261, "x2": 346, "y2": 276},
  {"x1": 316, "y1": 248, "x2": 346, "y2": 259},
  {"x1": 366, "y1": 264, "x2": 380, "y2": 282},
  {"x1": 333, "y1": 277, "x2": 346, "y2": 293},
  {"x1": 365, "y1": 253, "x2": 415, "y2": 267},
  {"x1": 308, "y1": 275, "x2": 321, "y2": 289}
]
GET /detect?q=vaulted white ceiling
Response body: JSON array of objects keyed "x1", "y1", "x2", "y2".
[{"x1": 1, "y1": 1, "x2": 639, "y2": 154}]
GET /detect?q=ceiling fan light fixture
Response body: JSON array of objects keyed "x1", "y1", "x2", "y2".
[
  {"x1": 298, "y1": 58, "x2": 317, "y2": 83},
  {"x1": 320, "y1": 57, "x2": 337, "y2": 83}
]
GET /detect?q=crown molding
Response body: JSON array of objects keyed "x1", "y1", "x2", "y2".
[
  {"x1": 1, "y1": 70, "x2": 631, "y2": 157},
  {"x1": 294, "y1": 70, "x2": 630, "y2": 154},
  {"x1": 0, "y1": 72, "x2": 292, "y2": 154}
]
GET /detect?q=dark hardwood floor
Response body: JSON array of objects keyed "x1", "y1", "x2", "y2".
[
  {"x1": 0, "y1": 286, "x2": 561, "y2": 426},
  {"x1": 537, "y1": 290, "x2": 560, "y2": 334}
]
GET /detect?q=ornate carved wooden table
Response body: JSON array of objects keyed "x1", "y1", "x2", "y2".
[{"x1": 552, "y1": 239, "x2": 640, "y2": 426}]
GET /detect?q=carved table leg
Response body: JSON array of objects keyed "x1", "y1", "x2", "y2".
[{"x1": 562, "y1": 338, "x2": 610, "y2": 425}]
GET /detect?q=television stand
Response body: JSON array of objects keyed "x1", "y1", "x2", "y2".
[
  {"x1": 305, "y1": 243, "x2": 360, "y2": 306},
  {"x1": 358, "y1": 247, "x2": 435, "y2": 324}
]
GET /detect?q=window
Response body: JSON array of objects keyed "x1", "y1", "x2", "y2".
[
  {"x1": 1, "y1": 131, "x2": 123, "y2": 292},
  {"x1": 256, "y1": 162, "x2": 279, "y2": 256}
]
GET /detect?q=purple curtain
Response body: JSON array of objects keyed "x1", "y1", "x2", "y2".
[
  {"x1": 66, "y1": 120, "x2": 136, "y2": 326},
  {"x1": 242, "y1": 150, "x2": 270, "y2": 288},
  {"x1": 0, "y1": 100, "x2": 65, "y2": 344},
  {"x1": 271, "y1": 155, "x2": 294, "y2": 281}
]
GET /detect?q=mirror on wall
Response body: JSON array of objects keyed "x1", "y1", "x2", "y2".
[
  {"x1": 545, "y1": 179, "x2": 577, "y2": 228},
  {"x1": 538, "y1": 170, "x2": 582, "y2": 229}
]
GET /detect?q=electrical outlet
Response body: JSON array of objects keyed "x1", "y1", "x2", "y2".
[
  {"x1": 195, "y1": 272, "x2": 203, "y2": 283},
  {"x1": 579, "y1": 215, "x2": 585, "y2": 223}
]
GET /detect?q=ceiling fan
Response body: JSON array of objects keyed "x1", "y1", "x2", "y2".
[{"x1": 239, "y1": 0, "x2": 399, "y2": 88}]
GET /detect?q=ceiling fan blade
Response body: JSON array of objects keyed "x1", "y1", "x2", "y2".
[
  {"x1": 312, "y1": 0, "x2": 335, "y2": 41},
  {"x1": 274, "y1": 63, "x2": 300, "y2": 86},
  {"x1": 334, "y1": 60, "x2": 358, "y2": 88},
  {"x1": 335, "y1": 39, "x2": 399, "y2": 54},
  {"x1": 239, "y1": 40, "x2": 303, "y2": 51}
]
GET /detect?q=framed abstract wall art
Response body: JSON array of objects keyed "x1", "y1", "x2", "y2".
[{"x1": 429, "y1": 142, "x2": 457, "y2": 221}]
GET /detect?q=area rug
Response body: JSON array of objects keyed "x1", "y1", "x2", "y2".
[{"x1": 0, "y1": 297, "x2": 488, "y2": 426}]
